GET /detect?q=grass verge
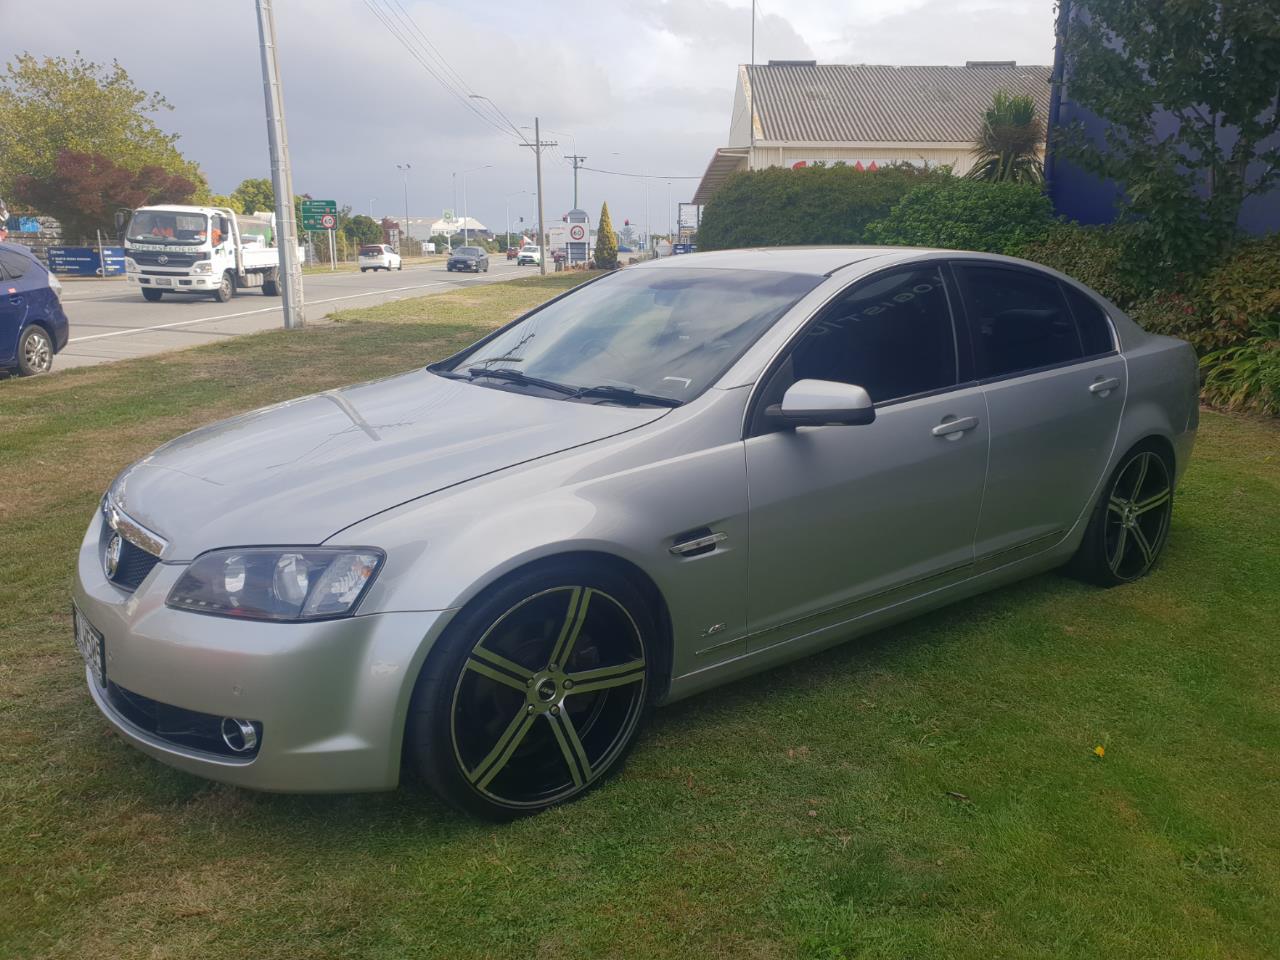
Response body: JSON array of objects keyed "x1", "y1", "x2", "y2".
[{"x1": 1, "y1": 272, "x2": 1278, "y2": 959}]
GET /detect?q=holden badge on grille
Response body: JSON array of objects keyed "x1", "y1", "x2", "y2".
[{"x1": 104, "y1": 533, "x2": 122, "y2": 579}]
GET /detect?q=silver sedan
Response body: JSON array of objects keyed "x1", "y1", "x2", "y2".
[{"x1": 72, "y1": 247, "x2": 1199, "y2": 819}]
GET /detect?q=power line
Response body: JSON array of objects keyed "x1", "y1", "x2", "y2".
[{"x1": 579, "y1": 165, "x2": 701, "y2": 180}]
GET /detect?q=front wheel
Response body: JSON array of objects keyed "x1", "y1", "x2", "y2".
[
  {"x1": 408, "y1": 561, "x2": 655, "y2": 820},
  {"x1": 141, "y1": 288, "x2": 163, "y2": 302},
  {"x1": 213, "y1": 272, "x2": 234, "y2": 303},
  {"x1": 16, "y1": 326, "x2": 53, "y2": 375},
  {"x1": 1068, "y1": 442, "x2": 1174, "y2": 586}
]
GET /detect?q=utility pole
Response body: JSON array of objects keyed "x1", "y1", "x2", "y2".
[
  {"x1": 255, "y1": 0, "x2": 303, "y2": 329},
  {"x1": 564, "y1": 154, "x2": 587, "y2": 208},
  {"x1": 520, "y1": 118, "x2": 557, "y2": 276},
  {"x1": 397, "y1": 163, "x2": 411, "y2": 254}
]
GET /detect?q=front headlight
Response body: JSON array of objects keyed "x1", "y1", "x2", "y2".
[
  {"x1": 192, "y1": 260, "x2": 213, "y2": 274},
  {"x1": 167, "y1": 547, "x2": 384, "y2": 621},
  {"x1": 124, "y1": 257, "x2": 138, "y2": 272}
]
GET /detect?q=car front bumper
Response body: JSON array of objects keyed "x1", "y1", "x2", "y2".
[{"x1": 71, "y1": 512, "x2": 450, "y2": 792}]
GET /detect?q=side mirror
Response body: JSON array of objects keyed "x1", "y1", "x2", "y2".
[
  {"x1": 114, "y1": 209, "x2": 128, "y2": 242},
  {"x1": 765, "y1": 379, "x2": 876, "y2": 428}
]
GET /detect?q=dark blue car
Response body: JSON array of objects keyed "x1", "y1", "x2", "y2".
[{"x1": 0, "y1": 242, "x2": 69, "y2": 376}]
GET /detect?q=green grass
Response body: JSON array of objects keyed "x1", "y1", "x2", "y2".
[{"x1": 2, "y1": 274, "x2": 1278, "y2": 959}]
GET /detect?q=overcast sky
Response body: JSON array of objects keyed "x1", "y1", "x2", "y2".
[{"x1": 4, "y1": 0, "x2": 1057, "y2": 237}]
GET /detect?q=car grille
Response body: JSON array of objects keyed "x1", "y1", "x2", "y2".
[
  {"x1": 130, "y1": 250, "x2": 201, "y2": 267},
  {"x1": 105, "y1": 681, "x2": 262, "y2": 759},
  {"x1": 110, "y1": 538, "x2": 161, "y2": 591}
]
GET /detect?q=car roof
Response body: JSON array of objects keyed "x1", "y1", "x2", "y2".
[{"x1": 631, "y1": 245, "x2": 948, "y2": 276}]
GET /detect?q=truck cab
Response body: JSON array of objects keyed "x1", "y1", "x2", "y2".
[{"x1": 120, "y1": 205, "x2": 291, "y2": 303}]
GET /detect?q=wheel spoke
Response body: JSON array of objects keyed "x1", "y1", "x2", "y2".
[
  {"x1": 470, "y1": 644, "x2": 535, "y2": 684},
  {"x1": 468, "y1": 708, "x2": 536, "y2": 789},
  {"x1": 1129, "y1": 452, "x2": 1150, "y2": 499},
  {"x1": 566, "y1": 658, "x2": 646, "y2": 695},
  {"x1": 546, "y1": 710, "x2": 591, "y2": 787},
  {"x1": 548, "y1": 587, "x2": 591, "y2": 667},
  {"x1": 1107, "y1": 495, "x2": 1128, "y2": 517},
  {"x1": 464, "y1": 656, "x2": 530, "y2": 693},
  {"x1": 1134, "y1": 489, "x2": 1170, "y2": 515},
  {"x1": 1108, "y1": 526, "x2": 1128, "y2": 573},
  {"x1": 1130, "y1": 524, "x2": 1155, "y2": 567}
]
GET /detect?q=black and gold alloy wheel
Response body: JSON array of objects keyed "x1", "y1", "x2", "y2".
[{"x1": 409, "y1": 562, "x2": 654, "y2": 819}]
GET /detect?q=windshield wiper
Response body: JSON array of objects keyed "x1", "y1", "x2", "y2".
[
  {"x1": 466, "y1": 366, "x2": 577, "y2": 396},
  {"x1": 569, "y1": 385, "x2": 682, "y2": 408}
]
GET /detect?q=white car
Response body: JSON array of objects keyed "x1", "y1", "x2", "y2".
[
  {"x1": 359, "y1": 244, "x2": 402, "y2": 272},
  {"x1": 517, "y1": 245, "x2": 541, "y2": 266}
]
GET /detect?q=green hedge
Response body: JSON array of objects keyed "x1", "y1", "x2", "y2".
[
  {"x1": 1013, "y1": 221, "x2": 1145, "y2": 307},
  {"x1": 865, "y1": 179, "x2": 1055, "y2": 255},
  {"x1": 697, "y1": 164, "x2": 945, "y2": 250}
]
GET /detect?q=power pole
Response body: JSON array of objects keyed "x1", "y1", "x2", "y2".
[
  {"x1": 255, "y1": 0, "x2": 303, "y2": 329},
  {"x1": 520, "y1": 118, "x2": 557, "y2": 276},
  {"x1": 564, "y1": 154, "x2": 587, "y2": 208}
]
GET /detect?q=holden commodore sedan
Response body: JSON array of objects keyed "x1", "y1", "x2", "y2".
[{"x1": 73, "y1": 247, "x2": 1198, "y2": 819}]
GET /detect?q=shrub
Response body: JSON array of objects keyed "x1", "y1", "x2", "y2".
[
  {"x1": 1200, "y1": 323, "x2": 1280, "y2": 417},
  {"x1": 866, "y1": 179, "x2": 1054, "y2": 255},
  {"x1": 1014, "y1": 221, "x2": 1146, "y2": 307},
  {"x1": 697, "y1": 163, "x2": 945, "y2": 250}
]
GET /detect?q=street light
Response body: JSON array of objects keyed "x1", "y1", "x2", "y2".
[
  {"x1": 452, "y1": 163, "x2": 491, "y2": 245},
  {"x1": 395, "y1": 163, "x2": 411, "y2": 253},
  {"x1": 369, "y1": 198, "x2": 376, "y2": 219}
]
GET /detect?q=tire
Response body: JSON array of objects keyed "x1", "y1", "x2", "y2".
[
  {"x1": 16, "y1": 325, "x2": 54, "y2": 376},
  {"x1": 361, "y1": 268, "x2": 367, "y2": 273},
  {"x1": 262, "y1": 269, "x2": 280, "y2": 296},
  {"x1": 398, "y1": 261, "x2": 403, "y2": 271},
  {"x1": 141, "y1": 288, "x2": 164, "y2": 302},
  {"x1": 1067, "y1": 440, "x2": 1175, "y2": 586},
  {"x1": 213, "y1": 272, "x2": 234, "y2": 303},
  {"x1": 407, "y1": 559, "x2": 656, "y2": 821}
]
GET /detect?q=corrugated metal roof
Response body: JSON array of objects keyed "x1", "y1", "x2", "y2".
[{"x1": 749, "y1": 63, "x2": 1052, "y2": 143}]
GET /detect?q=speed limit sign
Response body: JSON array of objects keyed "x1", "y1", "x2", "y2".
[
  {"x1": 569, "y1": 224, "x2": 586, "y2": 241},
  {"x1": 320, "y1": 213, "x2": 337, "y2": 229}
]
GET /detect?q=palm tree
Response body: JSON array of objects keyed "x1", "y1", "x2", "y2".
[{"x1": 967, "y1": 90, "x2": 1045, "y2": 184}]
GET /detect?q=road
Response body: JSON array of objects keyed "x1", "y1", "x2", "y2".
[{"x1": 55, "y1": 258, "x2": 527, "y2": 370}]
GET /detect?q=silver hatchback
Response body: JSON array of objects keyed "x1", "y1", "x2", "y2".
[{"x1": 73, "y1": 247, "x2": 1198, "y2": 819}]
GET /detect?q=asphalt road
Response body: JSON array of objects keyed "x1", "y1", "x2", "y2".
[{"x1": 55, "y1": 258, "x2": 528, "y2": 370}]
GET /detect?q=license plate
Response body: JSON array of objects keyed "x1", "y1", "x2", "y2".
[
  {"x1": 155, "y1": 278, "x2": 173, "y2": 286},
  {"x1": 73, "y1": 605, "x2": 107, "y2": 688}
]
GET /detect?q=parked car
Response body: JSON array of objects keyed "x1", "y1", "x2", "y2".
[
  {"x1": 1, "y1": 241, "x2": 69, "y2": 376},
  {"x1": 447, "y1": 246, "x2": 489, "y2": 273},
  {"x1": 73, "y1": 247, "x2": 1198, "y2": 820},
  {"x1": 359, "y1": 245, "x2": 402, "y2": 272},
  {"x1": 517, "y1": 245, "x2": 541, "y2": 266}
]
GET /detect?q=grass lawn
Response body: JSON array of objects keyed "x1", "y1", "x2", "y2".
[{"x1": 2, "y1": 272, "x2": 1278, "y2": 959}]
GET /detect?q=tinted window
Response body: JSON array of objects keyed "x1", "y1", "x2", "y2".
[
  {"x1": 1062, "y1": 283, "x2": 1115, "y2": 356},
  {"x1": 0, "y1": 250, "x2": 30, "y2": 280},
  {"x1": 786, "y1": 266, "x2": 958, "y2": 404},
  {"x1": 958, "y1": 266, "x2": 1083, "y2": 378}
]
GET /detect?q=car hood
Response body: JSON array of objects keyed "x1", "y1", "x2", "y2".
[{"x1": 110, "y1": 370, "x2": 665, "y2": 560}]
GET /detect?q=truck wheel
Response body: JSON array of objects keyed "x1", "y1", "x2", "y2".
[
  {"x1": 214, "y1": 272, "x2": 234, "y2": 303},
  {"x1": 361, "y1": 268, "x2": 367, "y2": 273},
  {"x1": 141, "y1": 288, "x2": 163, "y2": 303},
  {"x1": 262, "y1": 269, "x2": 281, "y2": 297}
]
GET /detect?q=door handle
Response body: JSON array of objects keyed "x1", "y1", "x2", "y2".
[
  {"x1": 8, "y1": 295, "x2": 23, "y2": 305},
  {"x1": 1089, "y1": 376, "x2": 1121, "y2": 396},
  {"x1": 931, "y1": 415, "x2": 979, "y2": 439}
]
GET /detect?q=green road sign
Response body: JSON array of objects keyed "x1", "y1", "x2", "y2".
[{"x1": 301, "y1": 199, "x2": 337, "y2": 231}]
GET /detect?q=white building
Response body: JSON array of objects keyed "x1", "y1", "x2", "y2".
[{"x1": 693, "y1": 60, "x2": 1051, "y2": 204}]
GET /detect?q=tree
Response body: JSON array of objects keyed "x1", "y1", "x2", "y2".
[
  {"x1": 230, "y1": 178, "x2": 275, "y2": 215},
  {"x1": 343, "y1": 214, "x2": 382, "y2": 246},
  {"x1": 12, "y1": 149, "x2": 197, "y2": 242},
  {"x1": 1060, "y1": 1, "x2": 1280, "y2": 273},
  {"x1": 0, "y1": 53, "x2": 206, "y2": 204},
  {"x1": 594, "y1": 202, "x2": 619, "y2": 269},
  {"x1": 966, "y1": 90, "x2": 1044, "y2": 184}
]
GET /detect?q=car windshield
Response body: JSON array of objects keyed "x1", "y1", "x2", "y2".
[
  {"x1": 447, "y1": 267, "x2": 820, "y2": 403},
  {"x1": 456, "y1": 247, "x2": 483, "y2": 256},
  {"x1": 126, "y1": 211, "x2": 209, "y2": 245}
]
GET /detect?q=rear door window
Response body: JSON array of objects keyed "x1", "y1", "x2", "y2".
[
  {"x1": 955, "y1": 265, "x2": 1084, "y2": 379},
  {"x1": 1062, "y1": 283, "x2": 1115, "y2": 356}
]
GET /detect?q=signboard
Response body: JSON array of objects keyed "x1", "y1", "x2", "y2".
[
  {"x1": 672, "y1": 243, "x2": 697, "y2": 255},
  {"x1": 47, "y1": 246, "x2": 126, "y2": 276},
  {"x1": 569, "y1": 224, "x2": 586, "y2": 242},
  {"x1": 301, "y1": 199, "x2": 338, "y2": 231}
]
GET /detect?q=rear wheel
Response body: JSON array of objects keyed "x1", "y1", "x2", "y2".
[
  {"x1": 408, "y1": 560, "x2": 654, "y2": 820},
  {"x1": 213, "y1": 271, "x2": 234, "y2": 303},
  {"x1": 262, "y1": 268, "x2": 280, "y2": 296},
  {"x1": 16, "y1": 326, "x2": 53, "y2": 376},
  {"x1": 141, "y1": 288, "x2": 163, "y2": 302},
  {"x1": 1068, "y1": 442, "x2": 1174, "y2": 586}
]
